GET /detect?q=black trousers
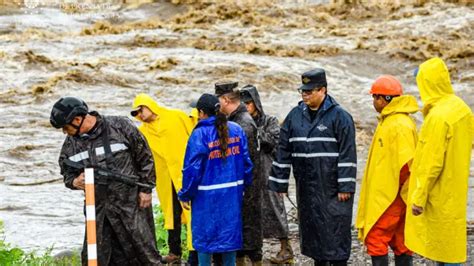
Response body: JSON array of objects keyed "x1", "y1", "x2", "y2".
[
  {"x1": 188, "y1": 251, "x2": 198, "y2": 266},
  {"x1": 168, "y1": 185, "x2": 182, "y2": 256}
]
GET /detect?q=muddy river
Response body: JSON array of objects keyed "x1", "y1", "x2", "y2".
[{"x1": 0, "y1": 0, "x2": 472, "y2": 263}]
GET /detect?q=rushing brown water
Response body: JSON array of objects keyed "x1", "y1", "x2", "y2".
[{"x1": 0, "y1": 0, "x2": 472, "y2": 263}]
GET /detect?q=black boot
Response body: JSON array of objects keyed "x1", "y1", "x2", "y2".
[
  {"x1": 395, "y1": 254, "x2": 413, "y2": 266},
  {"x1": 371, "y1": 255, "x2": 388, "y2": 266}
]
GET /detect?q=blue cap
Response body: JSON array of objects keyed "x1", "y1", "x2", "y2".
[{"x1": 299, "y1": 68, "x2": 327, "y2": 91}]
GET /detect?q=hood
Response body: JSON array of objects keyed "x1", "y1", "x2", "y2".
[
  {"x1": 380, "y1": 95, "x2": 419, "y2": 118},
  {"x1": 132, "y1": 93, "x2": 168, "y2": 122},
  {"x1": 416, "y1": 57, "x2": 454, "y2": 106},
  {"x1": 240, "y1": 85, "x2": 265, "y2": 116}
]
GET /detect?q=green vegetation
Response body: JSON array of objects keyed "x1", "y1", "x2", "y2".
[
  {"x1": 0, "y1": 205, "x2": 184, "y2": 265},
  {"x1": 0, "y1": 221, "x2": 81, "y2": 266},
  {"x1": 153, "y1": 204, "x2": 189, "y2": 260}
]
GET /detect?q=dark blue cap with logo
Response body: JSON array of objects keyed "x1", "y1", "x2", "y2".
[{"x1": 299, "y1": 68, "x2": 327, "y2": 91}]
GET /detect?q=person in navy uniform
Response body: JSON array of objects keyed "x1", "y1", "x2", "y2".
[{"x1": 268, "y1": 69, "x2": 357, "y2": 266}]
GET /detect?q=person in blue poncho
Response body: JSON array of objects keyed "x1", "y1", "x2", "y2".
[{"x1": 178, "y1": 93, "x2": 254, "y2": 266}]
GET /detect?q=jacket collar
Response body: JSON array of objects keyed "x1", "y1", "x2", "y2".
[
  {"x1": 379, "y1": 95, "x2": 419, "y2": 121},
  {"x1": 298, "y1": 94, "x2": 337, "y2": 122},
  {"x1": 195, "y1": 116, "x2": 216, "y2": 129},
  {"x1": 228, "y1": 103, "x2": 248, "y2": 121}
]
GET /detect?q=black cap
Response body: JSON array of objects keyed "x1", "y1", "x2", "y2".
[
  {"x1": 299, "y1": 68, "x2": 327, "y2": 91},
  {"x1": 215, "y1": 81, "x2": 238, "y2": 96},
  {"x1": 196, "y1": 93, "x2": 220, "y2": 116}
]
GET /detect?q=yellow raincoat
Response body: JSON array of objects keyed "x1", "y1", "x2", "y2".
[
  {"x1": 189, "y1": 107, "x2": 199, "y2": 126},
  {"x1": 356, "y1": 95, "x2": 418, "y2": 241},
  {"x1": 132, "y1": 93, "x2": 196, "y2": 249},
  {"x1": 405, "y1": 58, "x2": 473, "y2": 263}
]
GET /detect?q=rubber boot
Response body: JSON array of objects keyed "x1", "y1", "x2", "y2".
[
  {"x1": 371, "y1": 255, "x2": 388, "y2": 266},
  {"x1": 395, "y1": 254, "x2": 413, "y2": 266},
  {"x1": 270, "y1": 239, "x2": 294, "y2": 264}
]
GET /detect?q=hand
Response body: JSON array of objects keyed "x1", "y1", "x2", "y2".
[
  {"x1": 278, "y1": 193, "x2": 287, "y2": 198},
  {"x1": 412, "y1": 204, "x2": 424, "y2": 216},
  {"x1": 182, "y1": 201, "x2": 191, "y2": 210},
  {"x1": 138, "y1": 192, "x2": 152, "y2": 209},
  {"x1": 72, "y1": 173, "x2": 85, "y2": 190},
  {"x1": 338, "y1": 192, "x2": 351, "y2": 202}
]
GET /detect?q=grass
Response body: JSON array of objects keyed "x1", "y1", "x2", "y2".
[
  {"x1": 0, "y1": 221, "x2": 81, "y2": 265},
  {"x1": 0, "y1": 204, "x2": 186, "y2": 265},
  {"x1": 153, "y1": 204, "x2": 189, "y2": 260}
]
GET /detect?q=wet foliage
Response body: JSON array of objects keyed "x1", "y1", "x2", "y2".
[{"x1": 0, "y1": 221, "x2": 81, "y2": 266}]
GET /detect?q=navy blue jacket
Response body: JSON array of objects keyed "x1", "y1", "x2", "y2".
[
  {"x1": 178, "y1": 116, "x2": 253, "y2": 253},
  {"x1": 269, "y1": 95, "x2": 357, "y2": 260}
]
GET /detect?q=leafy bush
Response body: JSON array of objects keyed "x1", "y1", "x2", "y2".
[
  {"x1": 153, "y1": 205, "x2": 189, "y2": 260},
  {"x1": 0, "y1": 220, "x2": 80, "y2": 266}
]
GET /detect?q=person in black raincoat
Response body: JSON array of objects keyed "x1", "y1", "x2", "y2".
[
  {"x1": 215, "y1": 82, "x2": 264, "y2": 265},
  {"x1": 50, "y1": 97, "x2": 161, "y2": 266},
  {"x1": 239, "y1": 85, "x2": 293, "y2": 264},
  {"x1": 268, "y1": 69, "x2": 357, "y2": 266}
]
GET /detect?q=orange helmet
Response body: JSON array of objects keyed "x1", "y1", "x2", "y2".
[{"x1": 370, "y1": 75, "x2": 403, "y2": 96}]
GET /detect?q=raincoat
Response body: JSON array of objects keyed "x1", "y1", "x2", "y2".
[
  {"x1": 240, "y1": 86, "x2": 289, "y2": 239},
  {"x1": 189, "y1": 107, "x2": 199, "y2": 127},
  {"x1": 132, "y1": 93, "x2": 195, "y2": 249},
  {"x1": 269, "y1": 95, "x2": 357, "y2": 260},
  {"x1": 228, "y1": 104, "x2": 263, "y2": 251},
  {"x1": 178, "y1": 117, "x2": 253, "y2": 253},
  {"x1": 58, "y1": 113, "x2": 160, "y2": 265},
  {"x1": 405, "y1": 57, "x2": 474, "y2": 263},
  {"x1": 356, "y1": 95, "x2": 418, "y2": 241}
]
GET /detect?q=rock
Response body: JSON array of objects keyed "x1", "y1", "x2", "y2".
[{"x1": 54, "y1": 250, "x2": 78, "y2": 261}]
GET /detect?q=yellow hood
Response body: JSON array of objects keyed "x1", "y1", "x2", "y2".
[
  {"x1": 132, "y1": 93, "x2": 168, "y2": 122},
  {"x1": 416, "y1": 57, "x2": 454, "y2": 108},
  {"x1": 380, "y1": 95, "x2": 419, "y2": 119}
]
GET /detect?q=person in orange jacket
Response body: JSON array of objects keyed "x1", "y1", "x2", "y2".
[{"x1": 356, "y1": 75, "x2": 418, "y2": 266}]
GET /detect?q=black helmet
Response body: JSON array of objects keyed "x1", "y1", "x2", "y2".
[{"x1": 50, "y1": 97, "x2": 88, "y2": 128}]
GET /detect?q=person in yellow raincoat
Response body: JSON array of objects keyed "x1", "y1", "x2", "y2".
[
  {"x1": 406, "y1": 57, "x2": 473, "y2": 265},
  {"x1": 131, "y1": 93, "x2": 197, "y2": 264},
  {"x1": 356, "y1": 75, "x2": 418, "y2": 266}
]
